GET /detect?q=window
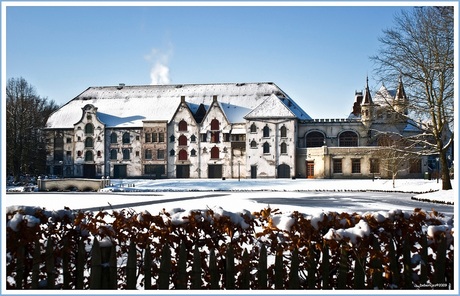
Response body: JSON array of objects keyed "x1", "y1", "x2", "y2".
[
  {"x1": 211, "y1": 119, "x2": 220, "y2": 130},
  {"x1": 370, "y1": 159, "x2": 380, "y2": 174},
  {"x1": 410, "y1": 159, "x2": 421, "y2": 174},
  {"x1": 280, "y1": 142, "x2": 287, "y2": 154},
  {"x1": 352, "y1": 159, "x2": 361, "y2": 173},
  {"x1": 224, "y1": 133, "x2": 230, "y2": 142},
  {"x1": 178, "y1": 135, "x2": 187, "y2": 146},
  {"x1": 144, "y1": 165, "x2": 165, "y2": 176},
  {"x1": 136, "y1": 151, "x2": 140, "y2": 157},
  {"x1": 85, "y1": 151, "x2": 93, "y2": 161},
  {"x1": 85, "y1": 123, "x2": 94, "y2": 135},
  {"x1": 152, "y1": 133, "x2": 158, "y2": 142},
  {"x1": 178, "y1": 149, "x2": 188, "y2": 161},
  {"x1": 306, "y1": 132, "x2": 325, "y2": 148},
  {"x1": 201, "y1": 133, "x2": 207, "y2": 142},
  {"x1": 170, "y1": 149, "x2": 175, "y2": 156},
  {"x1": 122, "y1": 132, "x2": 130, "y2": 144},
  {"x1": 179, "y1": 120, "x2": 188, "y2": 131},
  {"x1": 110, "y1": 132, "x2": 117, "y2": 144},
  {"x1": 159, "y1": 133, "x2": 165, "y2": 142},
  {"x1": 136, "y1": 136, "x2": 140, "y2": 141},
  {"x1": 110, "y1": 149, "x2": 117, "y2": 160},
  {"x1": 145, "y1": 149, "x2": 152, "y2": 160},
  {"x1": 85, "y1": 137, "x2": 93, "y2": 148},
  {"x1": 157, "y1": 149, "x2": 165, "y2": 160},
  {"x1": 66, "y1": 151, "x2": 71, "y2": 157},
  {"x1": 339, "y1": 131, "x2": 358, "y2": 147},
  {"x1": 263, "y1": 126, "x2": 270, "y2": 137},
  {"x1": 77, "y1": 151, "x2": 82, "y2": 157},
  {"x1": 333, "y1": 159, "x2": 343, "y2": 173},
  {"x1": 211, "y1": 132, "x2": 220, "y2": 143},
  {"x1": 250, "y1": 123, "x2": 257, "y2": 133},
  {"x1": 170, "y1": 135, "x2": 175, "y2": 143},
  {"x1": 145, "y1": 133, "x2": 151, "y2": 143},
  {"x1": 211, "y1": 147, "x2": 220, "y2": 159},
  {"x1": 97, "y1": 151, "x2": 102, "y2": 158},
  {"x1": 263, "y1": 142, "x2": 270, "y2": 154},
  {"x1": 123, "y1": 149, "x2": 130, "y2": 160},
  {"x1": 250, "y1": 140, "x2": 257, "y2": 148},
  {"x1": 191, "y1": 135, "x2": 196, "y2": 142},
  {"x1": 191, "y1": 149, "x2": 196, "y2": 156},
  {"x1": 280, "y1": 126, "x2": 287, "y2": 138},
  {"x1": 66, "y1": 137, "x2": 72, "y2": 144}
]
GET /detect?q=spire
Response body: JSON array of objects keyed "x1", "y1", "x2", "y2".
[
  {"x1": 395, "y1": 75, "x2": 407, "y2": 103},
  {"x1": 362, "y1": 76, "x2": 373, "y2": 105}
]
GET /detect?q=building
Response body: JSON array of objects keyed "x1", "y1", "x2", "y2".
[{"x1": 45, "y1": 79, "x2": 428, "y2": 179}]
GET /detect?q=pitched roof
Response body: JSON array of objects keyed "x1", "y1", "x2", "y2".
[
  {"x1": 46, "y1": 82, "x2": 311, "y2": 129},
  {"x1": 244, "y1": 94, "x2": 297, "y2": 119}
]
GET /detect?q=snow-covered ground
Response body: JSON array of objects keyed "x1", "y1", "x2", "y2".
[{"x1": 5, "y1": 179, "x2": 455, "y2": 218}]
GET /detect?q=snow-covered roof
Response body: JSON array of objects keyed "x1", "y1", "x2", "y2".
[{"x1": 46, "y1": 82, "x2": 311, "y2": 129}]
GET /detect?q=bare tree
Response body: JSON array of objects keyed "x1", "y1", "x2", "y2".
[
  {"x1": 371, "y1": 6, "x2": 454, "y2": 190},
  {"x1": 6, "y1": 77, "x2": 59, "y2": 181}
]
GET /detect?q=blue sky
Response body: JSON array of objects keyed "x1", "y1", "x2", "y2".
[{"x1": 6, "y1": 2, "x2": 413, "y2": 118}]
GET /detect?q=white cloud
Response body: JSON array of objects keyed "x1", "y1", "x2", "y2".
[{"x1": 145, "y1": 45, "x2": 173, "y2": 85}]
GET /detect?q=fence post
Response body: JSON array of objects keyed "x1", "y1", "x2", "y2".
[
  {"x1": 225, "y1": 245, "x2": 235, "y2": 289},
  {"x1": 62, "y1": 237, "x2": 71, "y2": 289},
  {"x1": 45, "y1": 238, "x2": 55, "y2": 289},
  {"x1": 209, "y1": 249, "x2": 219, "y2": 289},
  {"x1": 388, "y1": 235, "x2": 400, "y2": 287},
  {"x1": 337, "y1": 247, "x2": 348, "y2": 289},
  {"x1": 321, "y1": 243, "x2": 330, "y2": 289},
  {"x1": 31, "y1": 238, "x2": 41, "y2": 289},
  {"x1": 257, "y1": 245, "x2": 267, "y2": 289},
  {"x1": 90, "y1": 238, "x2": 102, "y2": 289},
  {"x1": 419, "y1": 234, "x2": 428, "y2": 287},
  {"x1": 144, "y1": 246, "x2": 152, "y2": 289},
  {"x1": 158, "y1": 244, "x2": 171, "y2": 289},
  {"x1": 240, "y1": 249, "x2": 250, "y2": 289},
  {"x1": 434, "y1": 234, "x2": 447, "y2": 287},
  {"x1": 126, "y1": 242, "x2": 137, "y2": 289},
  {"x1": 176, "y1": 242, "x2": 187, "y2": 289},
  {"x1": 306, "y1": 242, "x2": 316, "y2": 289},
  {"x1": 353, "y1": 252, "x2": 366, "y2": 289},
  {"x1": 288, "y1": 248, "x2": 300, "y2": 289},
  {"x1": 191, "y1": 246, "x2": 202, "y2": 289},
  {"x1": 15, "y1": 241, "x2": 25, "y2": 289},
  {"x1": 402, "y1": 238, "x2": 413, "y2": 289},
  {"x1": 369, "y1": 236, "x2": 383, "y2": 289},
  {"x1": 75, "y1": 238, "x2": 86, "y2": 289},
  {"x1": 274, "y1": 248, "x2": 284, "y2": 289}
]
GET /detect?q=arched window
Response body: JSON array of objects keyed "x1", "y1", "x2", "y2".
[
  {"x1": 178, "y1": 120, "x2": 188, "y2": 131},
  {"x1": 211, "y1": 147, "x2": 220, "y2": 159},
  {"x1": 191, "y1": 149, "x2": 197, "y2": 156},
  {"x1": 170, "y1": 135, "x2": 175, "y2": 143},
  {"x1": 170, "y1": 149, "x2": 175, "y2": 156},
  {"x1": 280, "y1": 126, "x2": 287, "y2": 138},
  {"x1": 191, "y1": 135, "x2": 196, "y2": 142},
  {"x1": 85, "y1": 137, "x2": 93, "y2": 148},
  {"x1": 110, "y1": 149, "x2": 117, "y2": 160},
  {"x1": 280, "y1": 142, "x2": 287, "y2": 154},
  {"x1": 263, "y1": 142, "x2": 270, "y2": 154},
  {"x1": 77, "y1": 151, "x2": 82, "y2": 157},
  {"x1": 263, "y1": 126, "x2": 270, "y2": 137},
  {"x1": 122, "y1": 132, "x2": 130, "y2": 144},
  {"x1": 85, "y1": 151, "x2": 93, "y2": 161},
  {"x1": 306, "y1": 131, "x2": 325, "y2": 148},
  {"x1": 178, "y1": 135, "x2": 187, "y2": 146},
  {"x1": 123, "y1": 149, "x2": 130, "y2": 160},
  {"x1": 178, "y1": 149, "x2": 188, "y2": 161},
  {"x1": 97, "y1": 151, "x2": 102, "y2": 157},
  {"x1": 250, "y1": 140, "x2": 257, "y2": 148},
  {"x1": 339, "y1": 131, "x2": 358, "y2": 147},
  {"x1": 250, "y1": 123, "x2": 257, "y2": 133},
  {"x1": 211, "y1": 119, "x2": 220, "y2": 130},
  {"x1": 85, "y1": 123, "x2": 94, "y2": 135}
]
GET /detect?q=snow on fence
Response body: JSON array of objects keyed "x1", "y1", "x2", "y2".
[{"x1": 6, "y1": 206, "x2": 454, "y2": 290}]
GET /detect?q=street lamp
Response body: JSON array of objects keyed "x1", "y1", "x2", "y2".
[
  {"x1": 238, "y1": 161, "x2": 241, "y2": 182},
  {"x1": 436, "y1": 157, "x2": 440, "y2": 184}
]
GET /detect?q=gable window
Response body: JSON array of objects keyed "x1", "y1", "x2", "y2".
[
  {"x1": 122, "y1": 132, "x2": 130, "y2": 144},
  {"x1": 352, "y1": 159, "x2": 361, "y2": 173},
  {"x1": 191, "y1": 149, "x2": 197, "y2": 156},
  {"x1": 250, "y1": 140, "x2": 257, "y2": 148},
  {"x1": 191, "y1": 135, "x2": 197, "y2": 142},
  {"x1": 280, "y1": 142, "x2": 287, "y2": 154},
  {"x1": 211, "y1": 132, "x2": 220, "y2": 143},
  {"x1": 178, "y1": 135, "x2": 187, "y2": 146},
  {"x1": 263, "y1": 126, "x2": 270, "y2": 138},
  {"x1": 250, "y1": 123, "x2": 257, "y2": 133},
  {"x1": 178, "y1": 149, "x2": 188, "y2": 161},
  {"x1": 211, "y1": 147, "x2": 220, "y2": 159},
  {"x1": 85, "y1": 151, "x2": 93, "y2": 162},
  {"x1": 110, "y1": 132, "x2": 117, "y2": 144},
  {"x1": 123, "y1": 149, "x2": 130, "y2": 160},
  {"x1": 211, "y1": 119, "x2": 220, "y2": 130},
  {"x1": 179, "y1": 120, "x2": 188, "y2": 131},
  {"x1": 145, "y1": 149, "x2": 152, "y2": 160},
  {"x1": 263, "y1": 142, "x2": 270, "y2": 154},
  {"x1": 339, "y1": 131, "x2": 358, "y2": 147},
  {"x1": 85, "y1": 137, "x2": 93, "y2": 148},
  {"x1": 306, "y1": 132, "x2": 325, "y2": 148},
  {"x1": 85, "y1": 123, "x2": 94, "y2": 135},
  {"x1": 333, "y1": 159, "x2": 343, "y2": 173},
  {"x1": 280, "y1": 126, "x2": 287, "y2": 138},
  {"x1": 157, "y1": 149, "x2": 165, "y2": 160}
]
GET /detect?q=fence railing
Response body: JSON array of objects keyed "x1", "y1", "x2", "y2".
[{"x1": 6, "y1": 207, "x2": 454, "y2": 290}]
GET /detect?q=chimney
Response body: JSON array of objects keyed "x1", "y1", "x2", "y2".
[
  {"x1": 117, "y1": 83, "x2": 125, "y2": 90},
  {"x1": 213, "y1": 95, "x2": 218, "y2": 103},
  {"x1": 181, "y1": 96, "x2": 186, "y2": 103}
]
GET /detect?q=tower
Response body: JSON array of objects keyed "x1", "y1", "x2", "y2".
[
  {"x1": 361, "y1": 77, "x2": 374, "y2": 128},
  {"x1": 393, "y1": 75, "x2": 409, "y2": 116}
]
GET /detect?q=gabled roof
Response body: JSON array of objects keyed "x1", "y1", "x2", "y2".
[
  {"x1": 46, "y1": 82, "x2": 311, "y2": 129},
  {"x1": 245, "y1": 94, "x2": 298, "y2": 119}
]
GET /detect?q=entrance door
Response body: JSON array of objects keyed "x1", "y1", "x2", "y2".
[
  {"x1": 306, "y1": 161, "x2": 315, "y2": 178},
  {"x1": 208, "y1": 164, "x2": 223, "y2": 179},
  {"x1": 176, "y1": 165, "x2": 190, "y2": 178},
  {"x1": 277, "y1": 164, "x2": 290, "y2": 178},
  {"x1": 114, "y1": 164, "x2": 127, "y2": 178},
  {"x1": 83, "y1": 164, "x2": 96, "y2": 178},
  {"x1": 251, "y1": 165, "x2": 257, "y2": 179}
]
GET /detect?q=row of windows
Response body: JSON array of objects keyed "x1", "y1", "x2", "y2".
[
  {"x1": 250, "y1": 124, "x2": 288, "y2": 138},
  {"x1": 332, "y1": 158, "x2": 380, "y2": 174},
  {"x1": 144, "y1": 132, "x2": 166, "y2": 143},
  {"x1": 306, "y1": 131, "x2": 359, "y2": 148},
  {"x1": 250, "y1": 141, "x2": 288, "y2": 154}
]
